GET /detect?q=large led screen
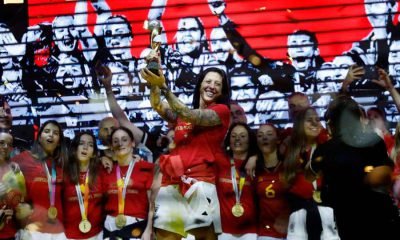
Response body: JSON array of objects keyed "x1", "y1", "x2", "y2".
[{"x1": 0, "y1": 0, "x2": 399, "y2": 139}]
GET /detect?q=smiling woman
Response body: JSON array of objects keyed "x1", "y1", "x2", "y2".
[
  {"x1": 100, "y1": 126, "x2": 155, "y2": 239},
  {"x1": 140, "y1": 64, "x2": 230, "y2": 240},
  {"x1": 216, "y1": 123, "x2": 258, "y2": 239},
  {"x1": 281, "y1": 108, "x2": 339, "y2": 240}
]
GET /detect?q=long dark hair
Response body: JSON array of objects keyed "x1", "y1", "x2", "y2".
[
  {"x1": 68, "y1": 132, "x2": 99, "y2": 187},
  {"x1": 223, "y1": 123, "x2": 256, "y2": 157},
  {"x1": 192, "y1": 67, "x2": 230, "y2": 109},
  {"x1": 110, "y1": 126, "x2": 135, "y2": 149},
  {"x1": 254, "y1": 123, "x2": 283, "y2": 175},
  {"x1": 283, "y1": 107, "x2": 319, "y2": 185},
  {"x1": 31, "y1": 120, "x2": 68, "y2": 169},
  {"x1": 223, "y1": 122, "x2": 256, "y2": 173}
]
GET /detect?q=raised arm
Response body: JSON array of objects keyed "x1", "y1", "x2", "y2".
[
  {"x1": 340, "y1": 64, "x2": 365, "y2": 94},
  {"x1": 147, "y1": 0, "x2": 168, "y2": 47},
  {"x1": 163, "y1": 88, "x2": 222, "y2": 126},
  {"x1": 90, "y1": 0, "x2": 112, "y2": 37},
  {"x1": 208, "y1": 0, "x2": 295, "y2": 93},
  {"x1": 148, "y1": 0, "x2": 167, "y2": 21},
  {"x1": 208, "y1": 0, "x2": 265, "y2": 67},
  {"x1": 140, "y1": 66, "x2": 177, "y2": 124},
  {"x1": 149, "y1": 84, "x2": 177, "y2": 124},
  {"x1": 74, "y1": 0, "x2": 98, "y2": 62},
  {"x1": 372, "y1": 68, "x2": 400, "y2": 113},
  {"x1": 98, "y1": 66, "x2": 144, "y2": 145}
]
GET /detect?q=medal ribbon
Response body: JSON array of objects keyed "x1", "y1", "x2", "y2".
[
  {"x1": 230, "y1": 158, "x2": 245, "y2": 205},
  {"x1": 308, "y1": 144, "x2": 317, "y2": 191},
  {"x1": 44, "y1": 161, "x2": 56, "y2": 207},
  {"x1": 116, "y1": 160, "x2": 135, "y2": 215},
  {"x1": 75, "y1": 170, "x2": 90, "y2": 221}
]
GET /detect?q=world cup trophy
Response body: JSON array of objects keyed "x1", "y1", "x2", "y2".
[{"x1": 146, "y1": 20, "x2": 163, "y2": 76}]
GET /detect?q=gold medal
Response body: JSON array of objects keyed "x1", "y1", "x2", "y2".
[
  {"x1": 231, "y1": 203, "x2": 244, "y2": 217},
  {"x1": 79, "y1": 219, "x2": 92, "y2": 233},
  {"x1": 313, "y1": 190, "x2": 322, "y2": 203},
  {"x1": 115, "y1": 214, "x2": 127, "y2": 229},
  {"x1": 131, "y1": 227, "x2": 142, "y2": 237},
  {"x1": 0, "y1": 221, "x2": 4, "y2": 230},
  {"x1": 47, "y1": 206, "x2": 58, "y2": 220}
]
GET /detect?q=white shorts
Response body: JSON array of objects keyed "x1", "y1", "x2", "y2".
[
  {"x1": 67, "y1": 231, "x2": 103, "y2": 240},
  {"x1": 286, "y1": 206, "x2": 340, "y2": 240},
  {"x1": 104, "y1": 215, "x2": 144, "y2": 232},
  {"x1": 257, "y1": 236, "x2": 286, "y2": 240},
  {"x1": 17, "y1": 230, "x2": 66, "y2": 240},
  {"x1": 154, "y1": 182, "x2": 222, "y2": 236},
  {"x1": 218, "y1": 233, "x2": 258, "y2": 240}
]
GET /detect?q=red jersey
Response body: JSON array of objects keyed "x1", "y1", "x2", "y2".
[
  {"x1": 216, "y1": 158, "x2": 257, "y2": 234},
  {"x1": 101, "y1": 161, "x2": 154, "y2": 219},
  {"x1": 383, "y1": 132, "x2": 394, "y2": 155},
  {"x1": 0, "y1": 202, "x2": 18, "y2": 239},
  {"x1": 288, "y1": 173, "x2": 321, "y2": 200},
  {"x1": 256, "y1": 163, "x2": 290, "y2": 238},
  {"x1": 12, "y1": 151, "x2": 64, "y2": 233},
  {"x1": 63, "y1": 170, "x2": 104, "y2": 239},
  {"x1": 171, "y1": 104, "x2": 230, "y2": 169}
]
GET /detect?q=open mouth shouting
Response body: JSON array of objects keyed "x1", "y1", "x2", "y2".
[
  {"x1": 57, "y1": 36, "x2": 76, "y2": 52},
  {"x1": 63, "y1": 76, "x2": 76, "y2": 89}
]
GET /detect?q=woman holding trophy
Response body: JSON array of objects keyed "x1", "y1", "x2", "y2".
[{"x1": 140, "y1": 19, "x2": 231, "y2": 239}]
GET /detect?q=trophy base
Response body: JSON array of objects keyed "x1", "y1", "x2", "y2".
[{"x1": 147, "y1": 61, "x2": 160, "y2": 76}]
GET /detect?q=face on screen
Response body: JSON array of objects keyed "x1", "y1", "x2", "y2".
[
  {"x1": 168, "y1": 50, "x2": 183, "y2": 69},
  {"x1": 175, "y1": 17, "x2": 202, "y2": 55},
  {"x1": 389, "y1": 40, "x2": 400, "y2": 85},
  {"x1": 287, "y1": 33, "x2": 317, "y2": 71},
  {"x1": 0, "y1": 46, "x2": 10, "y2": 69},
  {"x1": 332, "y1": 55, "x2": 355, "y2": 80},
  {"x1": 0, "y1": 25, "x2": 13, "y2": 69},
  {"x1": 0, "y1": 25, "x2": 21, "y2": 83},
  {"x1": 210, "y1": 27, "x2": 233, "y2": 62},
  {"x1": 55, "y1": 55, "x2": 88, "y2": 89},
  {"x1": 104, "y1": 17, "x2": 133, "y2": 61},
  {"x1": 364, "y1": 0, "x2": 396, "y2": 28},
  {"x1": 52, "y1": 16, "x2": 77, "y2": 53},
  {"x1": 108, "y1": 65, "x2": 131, "y2": 96},
  {"x1": 316, "y1": 63, "x2": 339, "y2": 92},
  {"x1": 230, "y1": 74, "x2": 257, "y2": 112}
]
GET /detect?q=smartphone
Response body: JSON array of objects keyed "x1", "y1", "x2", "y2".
[{"x1": 363, "y1": 65, "x2": 379, "y2": 80}]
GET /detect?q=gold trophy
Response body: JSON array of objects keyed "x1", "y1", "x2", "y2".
[{"x1": 146, "y1": 20, "x2": 163, "y2": 76}]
